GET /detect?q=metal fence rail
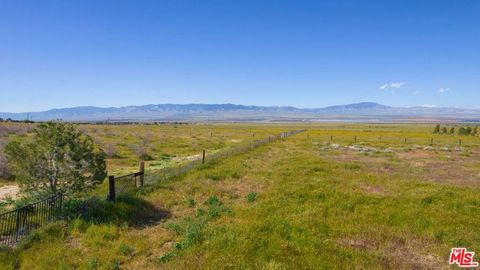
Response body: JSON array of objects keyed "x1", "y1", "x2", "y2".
[{"x1": 0, "y1": 193, "x2": 63, "y2": 247}]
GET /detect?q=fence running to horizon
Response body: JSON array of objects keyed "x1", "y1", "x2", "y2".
[
  {"x1": 144, "y1": 129, "x2": 306, "y2": 186},
  {"x1": 0, "y1": 193, "x2": 63, "y2": 247},
  {"x1": 0, "y1": 129, "x2": 305, "y2": 243},
  {"x1": 107, "y1": 129, "x2": 306, "y2": 200},
  {"x1": 304, "y1": 132, "x2": 480, "y2": 148}
]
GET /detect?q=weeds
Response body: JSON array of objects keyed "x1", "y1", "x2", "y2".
[{"x1": 246, "y1": 192, "x2": 257, "y2": 203}]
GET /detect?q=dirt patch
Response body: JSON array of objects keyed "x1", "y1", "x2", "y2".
[
  {"x1": 360, "y1": 184, "x2": 386, "y2": 196},
  {"x1": 338, "y1": 236, "x2": 445, "y2": 269},
  {"x1": 323, "y1": 147, "x2": 480, "y2": 187},
  {"x1": 218, "y1": 178, "x2": 265, "y2": 200},
  {"x1": 173, "y1": 153, "x2": 202, "y2": 162},
  {"x1": 337, "y1": 238, "x2": 377, "y2": 250},
  {"x1": 382, "y1": 238, "x2": 446, "y2": 270},
  {"x1": 0, "y1": 185, "x2": 19, "y2": 200}
]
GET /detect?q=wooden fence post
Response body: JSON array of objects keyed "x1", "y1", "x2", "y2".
[
  {"x1": 139, "y1": 161, "x2": 145, "y2": 187},
  {"x1": 108, "y1": 176, "x2": 115, "y2": 201},
  {"x1": 331, "y1": 135, "x2": 333, "y2": 141},
  {"x1": 202, "y1": 150, "x2": 206, "y2": 164},
  {"x1": 354, "y1": 136, "x2": 357, "y2": 142},
  {"x1": 459, "y1": 139, "x2": 462, "y2": 147},
  {"x1": 431, "y1": 138, "x2": 433, "y2": 145}
]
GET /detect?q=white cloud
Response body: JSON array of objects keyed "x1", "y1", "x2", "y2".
[
  {"x1": 438, "y1": 87, "x2": 451, "y2": 93},
  {"x1": 379, "y1": 82, "x2": 406, "y2": 91}
]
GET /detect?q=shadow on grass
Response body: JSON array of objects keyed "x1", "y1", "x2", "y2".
[{"x1": 63, "y1": 193, "x2": 171, "y2": 228}]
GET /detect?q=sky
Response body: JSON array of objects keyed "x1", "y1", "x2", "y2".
[{"x1": 0, "y1": 0, "x2": 479, "y2": 112}]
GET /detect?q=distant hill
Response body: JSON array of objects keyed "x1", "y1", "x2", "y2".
[{"x1": 1, "y1": 102, "x2": 479, "y2": 122}]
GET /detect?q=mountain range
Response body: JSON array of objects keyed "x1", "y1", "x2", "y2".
[{"x1": 1, "y1": 102, "x2": 479, "y2": 122}]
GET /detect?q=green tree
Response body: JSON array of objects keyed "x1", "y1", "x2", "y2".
[
  {"x1": 441, "y1": 127, "x2": 448, "y2": 134},
  {"x1": 5, "y1": 122, "x2": 107, "y2": 198},
  {"x1": 459, "y1": 127, "x2": 466, "y2": 135},
  {"x1": 466, "y1": 126, "x2": 472, "y2": 135},
  {"x1": 433, "y1": 124, "x2": 441, "y2": 134},
  {"x1": 449, "y1": 127, "x2": 455, "y2": 134}
]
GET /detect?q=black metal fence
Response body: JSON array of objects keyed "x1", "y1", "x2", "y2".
[{"x1": 0, "y1": 193, "x2": 63, "y2": 247}]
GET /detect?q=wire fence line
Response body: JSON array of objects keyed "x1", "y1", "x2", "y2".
[
  {"x1": 0, "y1": 193, "x2": 63, "y2": 247},
  {"x1": 305, "y1": 133, "x2": 479, "y2": 148},
  {"x1": 144, "y1": 129, "x2": 306, "y2": 186},
  {"x1": 1, "y1": 129, "x2": 305, "y2": 246},
  {"x1": 107, "y1": 129, "x2": 305, "y2": 200}
]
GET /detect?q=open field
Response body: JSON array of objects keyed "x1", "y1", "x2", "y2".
[
  {"x1": 0, "y1": 123, "x2": 295, "y2": 199},
  {"x1": 0, "y1": 123, "x2": 479, "y2": 269}
]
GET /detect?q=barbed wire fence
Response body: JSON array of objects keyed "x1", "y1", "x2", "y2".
[{"x1": 106, "y1": 129, "x2": 306, "y2": 200}]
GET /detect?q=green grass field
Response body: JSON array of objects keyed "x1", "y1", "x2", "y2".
[{"x1": 1, "y1": 123, "x2": 479, "y2": 269}]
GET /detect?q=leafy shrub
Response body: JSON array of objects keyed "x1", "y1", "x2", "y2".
[
  {"x1": 0, "y1": 138, "x2": 12, "y2": 180},
  {"x1": 5, "y1": 122, "x2": 107, "y2": 199},
  {"x1": 204, "y1": 196, "x2": 221, "y2": 206},
  {"x1": 246, "y1": 192, "x2": 257, "y2": 203},
  {"x1": 156, "y1": 251, "x2": 175, "y2": 264}
]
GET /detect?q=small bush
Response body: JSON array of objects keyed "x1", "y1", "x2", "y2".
[
  {"x1": 186, "y1": 198, "x2": 196, "y2": 207},
  {"x1": 108, "y1": 258, "x2": 121, "y2": 270},
  {"x1": 86, "y1": 257, "x2": 100, "y2": 270},
  {"x1": 0, "y1": 246, "x2": 19, "y2": 269},
  {"x1": 434, "y1": 231, "x2": 447, "y2": 242},
  {"x1": 156, "y1": 251, "x2": 175, "y2": 264},
  {"x1": 160, "y1": 197, "x2": 231, "y2": 263},
  {"x1": 119, "y1": 243, "x2": 134, "y2": 256},
  {"x1": 246, "y1": 192, "x2": 257, "y2": 203},
  {"x1": 83, "y1": 225, "x2": 119, "y2": 247},
  {"x1": 231, "y1": 171, "x2": 242, "y2": 179},
  {"x1": 204, "y1": 196, "x2": 221, "y2": 206},
  {"x1": 17, "y1": 221, "x2": 67, "y2": 249},
  {"x1": 421, "y1": 196, "x2": 434, "y2": 205}
]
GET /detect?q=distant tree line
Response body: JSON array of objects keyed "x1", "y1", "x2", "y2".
[
  {"x1": 433, "y1": 124, "x2": 478, "y2": 136},
  {"x1": 0, "y1": 118, "x2": 34, "y2": 124}
]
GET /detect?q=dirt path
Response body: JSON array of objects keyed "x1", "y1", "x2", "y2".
[{"x1": 0, "y1": 185, "x2": 19, "y2": 200}]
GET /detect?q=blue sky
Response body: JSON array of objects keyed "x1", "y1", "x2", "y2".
[{"x1": 1, "y1": 0, "x2": 479, "y2": 112}]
